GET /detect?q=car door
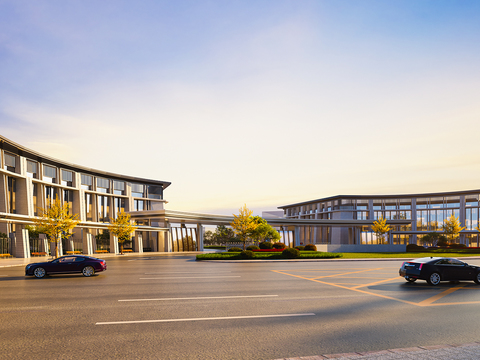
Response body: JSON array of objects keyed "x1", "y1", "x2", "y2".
[
  {"x1": 433, "y1": 259, "x2": 454, "y2": 280},
  {"x1": 53, "y1": 256, "x2": 78, "y2": 273},
  {"x1": 448, "y1": 259, "x2": 475, "y2": 280}
]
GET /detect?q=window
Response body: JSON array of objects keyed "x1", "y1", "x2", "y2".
[
  {"x1": 466, "y1": 195, "x2": 479, "y2": 207},
  {"x1": 45, "y1": 186, "x2": 57, "y2": 204},
  {"x1": 61, "y1": 170, "x2": 73, "y2": 186},
  {"x1": 132, "y1": 184, "x2": 144, "y2": 197},
  {"x1": 97, "y1": 178, "x2": 110, "y2": 193},
  {"x1": 114, "y1": 197, "x2": 125, "y2": 216},
  {"x1": 7, "y1": 177, "x2": 16, "y2": 213},
  {"x1": 81, "y1": 174, "x2": 93, "y2": 190},
  {"x1": 147, "y1": 185, "x2": 162, "y2": 199},
  {"x1": 63, "y1": 189, "x2": 73, "y2": 215},
  {"x1": 113, "y1": 180, "x2": 125, "y2": 195},
  {"x1": 98, "y1": 195, "x2": 110, "y2": 222},
  {"x1": 85, "y1": 193, "x2": 93, "y2": 221},
  {"x1": 32, "y1": 183, "x2": 38, "y2": 216},
  {"x1": 43, "y1": 165, "x2": 56, "y2": 183},
  {"x1": 4, "y1": 153, "x2": 16, "y2": 172},
  {"x1": 134, "y1": 199, "x2": 144, "y2": 211},
  {"x1": 27, "y1": 160, "x2": 38, "y2": 178}
]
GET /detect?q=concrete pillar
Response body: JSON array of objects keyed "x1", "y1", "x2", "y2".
[
  {"x1": 150, "y1": 232, "x2": 158, "y2": 252},
  {"x1": 134, "y1": 233, "x2": 143, "y2": 253},
  {"x1": 82, "y1": 232, "x2": 93, "y2": 255},
  {"x1": 14, "y1": 226, "x2": 30, "y2": 258},
  {"x1": 110, "y1": 234, "x2": 119, "y2": 254},
  {"x1": 294, "y1": 226, "x2": 301, "y2": 246},
  {"x1": 197, "y1": 224, "x2": 204, "y2": 251}
]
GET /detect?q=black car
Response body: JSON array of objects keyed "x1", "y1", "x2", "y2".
[
  {"x1": 25, "y1": 255, "x2": 107, "y2": 278},
  {"x1": 399, "y1": 257, "x2": 480, "y2": 286}
]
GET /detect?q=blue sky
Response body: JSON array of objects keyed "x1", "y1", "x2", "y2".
[{"x1": 1, "y1": 1, "x2": 479, "y2": 215}]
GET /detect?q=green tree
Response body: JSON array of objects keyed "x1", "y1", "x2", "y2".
[
  {"x1": 249, "y1": 216, "x2": 281, "y2": 244},
  {"x1": 442, "y1": 214, "x2": 465, "y2": 243},
  {"x1": 33, "y1": 196, "x2": 80, "y2": 258},
  {"x1": 370, "y1": 216, "x2": 393, "y2": 244},
  {"x1": 230, "y1": 204, "x2": 258, "y2": 250},
  {"x1": 203, "y1": 230, "x2": 215, "y2": 245},
  {"x1": 108, "y1": 210, "x2": 138, "y2": 255},
  {"x1": 214, "y1": 225, "x2": 235, "y2": 245},
  {"x1": 419, "y1": 232, "x2": 447, "y2": 247}
]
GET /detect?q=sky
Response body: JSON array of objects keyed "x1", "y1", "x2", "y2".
[{"x1": 1, "y1": 0, "x2": 480, "y2": 216}]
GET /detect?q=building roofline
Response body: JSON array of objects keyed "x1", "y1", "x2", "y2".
[
  {"x1": 0, "y1": 135, "x2": 171, "y2": 189},
  {"x1": 278, "y1": 189, "x2": 480, "y2": 209}
]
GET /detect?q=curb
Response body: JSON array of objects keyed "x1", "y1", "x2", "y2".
[{"x1": 276, "y1": 341, "x2": 480, "y2": 359}]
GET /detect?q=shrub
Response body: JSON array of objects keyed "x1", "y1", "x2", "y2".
[
  {"x1": 295, "y1": 246, "x2": 305, "y2": 251},
  {"x1": 447, "y1": 243, "x2": 467, "y2": 249},
  {"x1": 406, "y1": 244, "x2": 424, "y2": 252},
  {"x1": 304, "y1": 244, "x2": 317, "y2": 251},
  {"x1": 246, "y1": 245, "x2": 260, "y2": 250},
  {"x1": 259, "y1": 241, "x2": 274, "y2": 249},
  {"x1": 239, "y1": 250, "x2": 255, "y2": 259},
  {"x1": 228, "y1": 247, "x2": 243, "y2": 252},
  {"x1": 282, "y1": 248, "x2": 300, "y2": 259},
  {"x1": 272, "y1": 242, "x2": 286, "y2": 249}
]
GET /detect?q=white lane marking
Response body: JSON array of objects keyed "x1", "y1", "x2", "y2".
[
  {"x1": 96, "y1": 313, "x2": 315, "y2": 325},
  {"x1": 118, "y1": 295, "x2": 278, "y2": 302},
  {"x1": 144, "y1": 271, "x2": 232, "y2": 274},
  {"x1": 140, "y1": 276, "x2": 240, "y2": 279}
]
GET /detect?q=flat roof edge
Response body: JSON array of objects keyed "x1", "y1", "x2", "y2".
[
  {"x1": 0, "y1": 135, "x2": 171, "y2": 188},
  {"x1": 278, "y1": 189, "x2": 480, "y2": 209}
]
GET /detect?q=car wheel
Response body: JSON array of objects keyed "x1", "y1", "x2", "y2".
[
  {"x1": 405, "y1": 277, "x2": 417, "y2": 283},
  {"x1": 474, "y1": 272, "x2": 480, "y2": 285},
  {"x1": 34, "y1": 267, "x2": 46, "y2": 278},
  {"x1": 427, "y1": 272, "x2": 441, "y2": 286},
  {"x1": 82, "y1": 266, "x2": 95, "y2": 277}
]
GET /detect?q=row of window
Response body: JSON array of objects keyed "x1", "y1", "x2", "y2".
[{"x1": 2, "y1": 152, "x2": 163, "y2": 199}]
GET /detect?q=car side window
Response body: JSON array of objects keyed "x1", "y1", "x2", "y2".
[
  {"x1": 449, "y1": 259, "x2": 464, "y2": 266},
  {"x1": 74, "y1": 257, "x2": 86, "y2": 262},
  {"x1": 435, "y1": 259, "x2": 449, "y2": 265}
]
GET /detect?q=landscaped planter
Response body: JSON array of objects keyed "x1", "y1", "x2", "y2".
[{"x1": 252, "y1": 249, "x2": 284, "y2": 252}]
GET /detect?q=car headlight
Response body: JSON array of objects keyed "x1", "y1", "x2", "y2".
[{"x1": 25, "y1": 265, "x2": 31, "y2": 270}]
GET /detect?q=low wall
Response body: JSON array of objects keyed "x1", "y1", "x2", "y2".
[{"x1": 316, "y1": 244, "x2": 407, "y2": 253}]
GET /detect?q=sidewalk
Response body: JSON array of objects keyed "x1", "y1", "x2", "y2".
[
  {"x1": 0, "y1": 251, "x2": 202, "y2": 268},
  {"x1": 277, "y1": 342, "x2": 480, "y2": 359}
]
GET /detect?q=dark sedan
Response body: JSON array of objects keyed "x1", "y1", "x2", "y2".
[
  {"x1": 25, "y1": 255, "x2": 107, "y2": 278},
  {"x1": 399, "y1": 257, "x2": 480, "y2": 286}
]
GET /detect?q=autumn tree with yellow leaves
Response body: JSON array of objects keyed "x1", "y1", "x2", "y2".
[
  {"x1": 443, "y1": 214, "x2": 465, "y2": 243},
  {"x1": 33, "y1": 196, "x2": 80, "y2": 258},
  {"x1": 371, "y1": 216, "x2": 393, "y2": 244},
  {"x1": 230, "y1": 204, "x2": 258, "y2": 250},
  {"x1": 108, "y1": 210, "x2": 137, "y2": 255}
]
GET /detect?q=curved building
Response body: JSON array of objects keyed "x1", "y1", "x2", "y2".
[
  {"x1": 279, "y1": 191, "x2": 480, "y2": 252},
  {"x1": 0, "y1": 135, "x2": 174, "y2": 258}
]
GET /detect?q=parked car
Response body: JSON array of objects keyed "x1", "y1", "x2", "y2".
[
  {"x1": 25, "y1": 255, "x2": 107, "y2": 278},
  {"x1": 399, "y1": 257, "x2": 480, "y2": 286}
]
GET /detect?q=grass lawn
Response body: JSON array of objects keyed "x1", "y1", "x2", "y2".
[
  {"x1": 197, "y1": 250, "x2": 480, "y2": 261},
  {"x1": 340, "y1": 252, "x2": 480, "y2": 259}
]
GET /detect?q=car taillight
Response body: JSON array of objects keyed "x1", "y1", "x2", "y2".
[
  {"x1": 419, "y1": 264, "x2": 423, "y2": 270},
  {"x1": 401, "y1": 262, "x2": 405, "y2": 268}
]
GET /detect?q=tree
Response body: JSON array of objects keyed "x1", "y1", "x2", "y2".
[
  {"x1": 214, "y1": 225, "x2": 235, "y2": 245},
  {"x1": 419, "y1": 232, "x2": 447, "y2": 247},
  {"x1": 108, "y1": 210, "x2": 137, "y2": 255},
  {"x1": 249, "y1": 216, "x2": 281, "y2": 244},
  {"x1": 33, "y1": 196, "x2": 80, "y2": 258},
  {"x1": 230, "y1": 204, "x2": 258, "y2": 250},
  {"x1": 442, "y1": 214, "x2": 465, "y2": 243},
  {"x1": 370, "y1": 216, "x2": 393, "y2": 244},
  {"x1": 203, "y1": 230, "x2": 215, "y2": 245}
]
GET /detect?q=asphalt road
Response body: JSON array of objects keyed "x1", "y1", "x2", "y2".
[{"x1": 1, "y1": 255, "x2": 480, "y2": 359}]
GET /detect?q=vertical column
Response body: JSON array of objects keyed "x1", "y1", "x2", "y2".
[
  {"x1": 83, "y1": 232, "x2": 93, "y2": 255},
  {"x1": 134, "y1": 233, "x2": 143, "y2": 254},
  {"x1": 197, "y1": 224, "x2": 204, "y2": 251},
  {"x1": 459, "y1": 195, "x2": 466, "y2": 245},
  {"x1": 14, "y1": 226, "x2": 30, "y2": 258},
  {"x1": 411, "y1": 198, "x2": 417, "y2": 244},
  {"x1": 110, "y1": 233, "x2": 119, "y2": 254}
]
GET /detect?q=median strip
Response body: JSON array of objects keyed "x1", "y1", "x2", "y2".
[
  {"x1": 96, "y1": 313, "x2": 315, "y2": 325},
  {"x1": 140, "y1": 276, "x2": 241, "y2": 279},
  {"x1": 118, "y1": 295, "x2": 278, "y2": 302}
]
